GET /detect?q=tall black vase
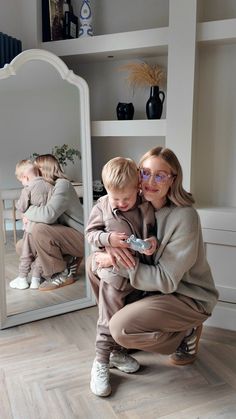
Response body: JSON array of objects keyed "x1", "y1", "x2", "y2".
[{"x1": 146, "y1": 86, "x2": 165, "y2": 119}]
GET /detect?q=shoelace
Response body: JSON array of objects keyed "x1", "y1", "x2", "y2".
[{"x1": 96, "y1": 363, "x2": 109, "y2": 381}]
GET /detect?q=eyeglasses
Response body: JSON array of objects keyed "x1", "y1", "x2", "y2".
[{"x1": 139, "y1": 168, "x2": 173, "y2": 184}]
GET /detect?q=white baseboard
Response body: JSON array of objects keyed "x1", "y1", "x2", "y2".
[{"x1": 205, "y1": 301, "x2": 236, "y2": 331}]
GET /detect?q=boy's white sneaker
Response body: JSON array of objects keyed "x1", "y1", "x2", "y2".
[
  {"x1": 109, "y1": 351, "x2": 140, "y2": 373},
  {"x1": 90, "y1": 359, "x2": 111, "y2": 397},
  {"x1": 9, "y1": 277, "x2": 29, "y2": 290},
  {"x1": 30, "y1": 277, "x2": 41, "y2": 289}
]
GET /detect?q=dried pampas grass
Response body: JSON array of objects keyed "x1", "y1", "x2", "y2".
[{"x1": 119, "y1": 61, "x2": 166, "y2": 88}]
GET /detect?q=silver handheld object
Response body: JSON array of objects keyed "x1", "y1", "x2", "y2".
[{"x1": 125, "y1": 234, "x2": 151, "y2": 253}]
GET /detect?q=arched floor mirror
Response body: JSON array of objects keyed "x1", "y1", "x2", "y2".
[{"x1": 0, "y1": 49, "x2": 95, "y2": 329}]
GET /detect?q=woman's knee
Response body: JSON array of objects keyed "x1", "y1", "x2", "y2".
[{"x1": 109, "y1": 312, "x2": 130, "y2": 348}]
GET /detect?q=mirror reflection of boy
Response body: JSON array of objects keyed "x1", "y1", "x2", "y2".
[
  {"x1": 9, "y1": 160, "x2": 53, "y2": 290},
  {"x1": 86, "y1": 157, "x2": 157, "y2": 397}
]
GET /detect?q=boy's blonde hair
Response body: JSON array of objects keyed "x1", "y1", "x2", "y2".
[
  {"x1": 15, "y1": 159, "x2": 39, "y2": 180},
  {"x1": 102, "y1": 157, "x2": 138, "y2": 191}
]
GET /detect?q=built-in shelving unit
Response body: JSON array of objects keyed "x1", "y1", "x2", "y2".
[
  {"x1": 38, "y1": 1, "x2": 236, "y2": 329},
  {"x1": 40, "y1": 18, "x2": 236, "y2": 59},
  {"x1": 91, "y1": 120, "x2": 166, "y2": 137},
  {"x1": 197, "y1": 18, "x2": 236, "y2": 44},
  {"x1": 39, "y1": 27, "x2": 169, "y2": 62}
]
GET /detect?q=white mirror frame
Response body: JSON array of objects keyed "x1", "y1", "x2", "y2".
[{"x1": 0, "y1": 49, "x2": 95, "y2": 329}]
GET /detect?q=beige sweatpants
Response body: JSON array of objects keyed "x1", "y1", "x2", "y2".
[
  {"x1": 87, "y1": 254, "x2": 210, "y2": 362},
  {"x1": 17, "y1": 223, "x2": 84, "y2": 278}
]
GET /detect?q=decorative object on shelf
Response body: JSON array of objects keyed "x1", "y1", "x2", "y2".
[
  {"x1": 116, "y1": 102, "x2": 134, "y2": 120},
  {"x1": 49, "y1": 0, "x2": 64, "y2": 41},
  {"x1": 31, "y1": 144, "x2": 81, "y2": 167},
  {"x1": 0, "y1": 32, "x2": 22, "y2": 68},
  {"x1": 78, "y1": 0, "x2": 94, "y2": 38},
  {"x1": 93, "y1": 180, "x2": 106, "y2": 201},
  {"x1": 63, "y1": 0, "x2": 78, "y2": 39},
  {"x1": 119, "y1": 61, "x2": 166, "y2": 119},
  {"x1": 146, "y1": 86, "x2": 165, "y2": 119},
  {"x1": 63, "y1": 10, "x2": 79, "y2": 39}
]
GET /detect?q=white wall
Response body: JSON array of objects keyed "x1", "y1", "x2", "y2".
[{"x1": 0, "y1": 75, "x2": 82, "y2": 190}]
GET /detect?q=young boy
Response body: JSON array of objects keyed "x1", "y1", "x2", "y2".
[
  {"x1": 85, "y1": 157, "x2": 157, "y2": 397},
  {"x1": 9, "y1": 159, "x2": 54, "y2": 290}
]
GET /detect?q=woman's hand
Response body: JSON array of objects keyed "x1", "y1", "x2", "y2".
[
  {"x1": 105, "y1": 246, "x2": 136, "y2": 269},
  {"x1": 22, "y1": 215, "x2": 29, "y2": 227},
  {"x1": 142, "y1": 236, "x2": 158, "y2": 256},
  {"x1": 94, "y1": 251, "x2": 113, "y2": 269}
]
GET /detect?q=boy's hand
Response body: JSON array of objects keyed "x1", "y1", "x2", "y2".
[{"x1": 109, "y1": 232, "x2": 129, "y2": 248}]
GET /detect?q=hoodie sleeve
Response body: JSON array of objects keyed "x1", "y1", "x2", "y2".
[{"x1": 85, "y1": 202, "x2": 111, "y2": 248}]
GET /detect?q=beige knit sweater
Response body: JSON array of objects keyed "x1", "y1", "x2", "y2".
[{"x1": 121, "y1": 204, "x2": 219, "y2": 314}]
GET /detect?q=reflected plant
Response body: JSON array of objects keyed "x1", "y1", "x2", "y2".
[{"x1": 31, "y1": 144, "x2": 81, "y2": 167}]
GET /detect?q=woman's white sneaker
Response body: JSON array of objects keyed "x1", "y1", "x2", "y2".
[
  {"x1": 90, "y1": 359, "x2": 111, "y2": 397},
  {"x1": 109, "y1": 351, "x2": 140, "y2": 373}
]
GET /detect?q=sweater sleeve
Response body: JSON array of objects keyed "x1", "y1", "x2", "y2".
[
  {"x1": 85, "y1": 202, "x2": 111, "y2": 247},
  {"x1": 24, "y1": 180, "x2": 69, "y2": 224},
  {"x1": 16, "y1": 188, "x2": 30, "y2": 213},
  {"x1": 124, "y1": 208, "x2": 200, "y2": 293}
]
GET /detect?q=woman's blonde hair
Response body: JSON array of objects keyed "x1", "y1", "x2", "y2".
[
  {"x1": 34, "y1": 154, "x2": 68, "y2": 184},
  {"x1": 139, "y1": 146, "x2": 195, "y2": 207},
  {"x1": 15, "y1": 159, "x2": 39, "y2": 180},
  {"x1": 102, "y1": 157, "x2": 138, "y2": 191}
]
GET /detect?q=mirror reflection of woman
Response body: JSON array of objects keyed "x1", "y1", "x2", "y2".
[
  {"x1": 14, "y1": 154, "x2": 84, "y2": 291},
  {"x1": 87, "y1": 146, "x2": 219, "y2": 397}
]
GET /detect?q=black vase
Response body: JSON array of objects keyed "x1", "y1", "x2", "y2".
[
  {"x1": 146, "y1": 86, "x2": 165, "y2": 119},
  {"x1": 116, "y1": 102, "x2": 134, "y2": 120}
]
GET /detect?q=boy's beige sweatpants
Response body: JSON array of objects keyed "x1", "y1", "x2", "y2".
[{"x1": 86, "y1": 254, "x2": 209, "y2": 363}]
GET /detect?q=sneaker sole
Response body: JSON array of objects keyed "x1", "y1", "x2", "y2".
[
  {"x1": 10, "y1": 283, "x2": 29, "y2": 290},
  {"x1": 109, "y1": 362, "x2": 140, "y2": 373},
  {"x1": 39, "y1": 277, "x2": 75, "y2": 291},
  {"x1": 90, "y1": 380, "x2": 111, "y2": 397}
]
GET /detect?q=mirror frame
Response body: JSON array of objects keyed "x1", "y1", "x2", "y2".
[{"x1": 0, "y1": 49, "x2": 95, "y2": 329}]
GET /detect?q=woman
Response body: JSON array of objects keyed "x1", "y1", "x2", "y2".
[
  {"x1": 87, "y1": 146, "x2": 219, "y2": 396},
  {"x1": 12, "y1": 154, "x2": 84, "y2": 291}
]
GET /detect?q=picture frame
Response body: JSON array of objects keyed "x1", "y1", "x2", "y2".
[{"x1": 42, "y1": 0, "x2": 64, "y2": 42}]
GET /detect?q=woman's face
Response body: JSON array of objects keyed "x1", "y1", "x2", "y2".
[{"x1": 140, "y1": 156, "x2": 174, "y2": 208}]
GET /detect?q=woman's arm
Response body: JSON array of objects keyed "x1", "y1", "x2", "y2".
[
  {"x1": 117, "y1": 207, "x2": 201, "y2": 293},
  {"x1": 24, "y1": 179, "x2": 69, "y2": 224}
]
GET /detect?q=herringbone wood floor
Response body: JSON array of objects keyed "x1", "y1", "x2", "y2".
[
  {"x1": 1, "y1": 233, "x2": 236, "y2": 418},
  {"x1": 0, "y1": 307, "x2": 236, "y2": 419}
]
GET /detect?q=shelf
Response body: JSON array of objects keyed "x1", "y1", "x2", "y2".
[
  {"x1": 39, "y1": 27, "x2": 168, "y2": 62},
  {"x1": 197, "y1": 18, "x2": 236, "y2": 45},
  {"x1": 91, "y1": 119, "x2": 166, "y2": 137},
  {"x1": 197, "y1": 206, "x2": 236, "y2": 232},
  {"x1": 40, "y1": 19, "x2": 236, "y2": 63}
]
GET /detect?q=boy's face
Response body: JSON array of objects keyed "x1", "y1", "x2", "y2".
[
  {"x1": 107, "y1": 186, "x2": 138, "y2": 212},
  {"x1": 18, "y1": 174, "x2": 29, "y2": 187}
]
